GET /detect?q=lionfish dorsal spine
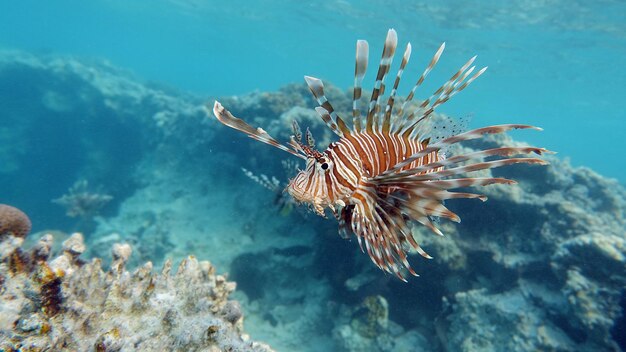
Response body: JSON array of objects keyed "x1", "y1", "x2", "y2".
[
  {"x1": 305, "y1": 76, "x2": 349, "y2": 137},
  {"x1": 409, "y1": 57, "x2": 487, "y2": 128},
  {"x1": 382, "y1": 42, "x2": 411, "y2": 134},
  {"x1": 365, "y1": 29, "x2": 397, "y2": 133},
  {"x1": 353, "y1": 39, "x2": 369, "y2": 132},
  {"x1": 394, "y1": 42, "x2": 445, "y2": 128},
  {"x1": 393, "y1": 51, "x2": 479, "y2": 137}
]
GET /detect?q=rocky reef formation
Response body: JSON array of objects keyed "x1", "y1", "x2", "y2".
[
  {"x1": 434, "y1": 135, "x2": 626, "y2": 352},
  {"x1": 1, "y1": 49, "x2": 624, "y2": 351},
  {"x1": 212, "y1": 87, "x2": 626, "y2": 351},
  {"x1": 0, "y1": 207, "x2": 273, "y2": 351},
  {"x1": 0, "y1": 49, "x2": 210, "y2": 233}
]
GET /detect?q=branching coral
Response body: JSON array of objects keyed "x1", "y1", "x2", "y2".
[{"x1": 52, "y1": 180, "x2": 113, "y2": 218}]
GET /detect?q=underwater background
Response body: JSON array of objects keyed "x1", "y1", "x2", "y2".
[{"x1": 1, "y1": 1, "x2": 625, "y2": 351}]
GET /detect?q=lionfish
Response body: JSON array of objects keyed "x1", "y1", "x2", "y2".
[{"x1": 210, "y1": 29, "x2": 549, "y2": 281}]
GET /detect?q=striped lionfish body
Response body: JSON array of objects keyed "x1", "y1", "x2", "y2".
[{"x1": 210, "y1": 29, "x2": 549, "y2": 281}]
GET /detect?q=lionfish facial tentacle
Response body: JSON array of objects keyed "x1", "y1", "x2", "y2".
[
  {"x1": 292, "y1": 120, "x2": 302, "y2": 143},
  {"x1": 288, "y1": 136, "x2": 305, "y2": 155},
  {"x1": 305, "y1": 127, "x2": 315, "y2": 148}
]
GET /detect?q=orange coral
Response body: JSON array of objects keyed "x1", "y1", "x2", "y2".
[{"x1": 0, "y1": 204, "x2": 32, "y2": 239}]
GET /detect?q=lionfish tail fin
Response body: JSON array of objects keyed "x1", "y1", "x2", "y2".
[{"x1": 210, "y1": 101, "x2": 306, "y2": 159}]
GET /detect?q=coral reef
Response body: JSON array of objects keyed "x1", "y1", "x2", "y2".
[
  {"x1": 0, "y1": 209, "x2": 273, "y2": 351},
  {"x1": 429, "y1": 135, "x2": 626, "y2": 352},
  {"x1": 329, "y1": 295, "x2": 432, "y2": 351},
  {"x1": 213, "y1": 88, "x2": 626, "y2": 351},
  {"x1": 2, "y1": 50, "x2": 624, "y2": 351}
]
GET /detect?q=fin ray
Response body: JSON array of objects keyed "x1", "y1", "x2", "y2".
[
  {"x1": 353, "y1": 40, "x2": 369, "y2": 132},
  {"x1": 211, "y1": 101, "x2": 305, "y2": 159},
  {"x1": 365, "y1": 29, "x2": 398, "y2": 132}
]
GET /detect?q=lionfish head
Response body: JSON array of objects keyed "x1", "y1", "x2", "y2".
[{"x1": 285, "y1": 121, "x2": 333, "y2": 215}]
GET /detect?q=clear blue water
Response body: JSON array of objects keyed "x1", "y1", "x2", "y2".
[
  {"x1": 1, "y1": 2, "x2": 626, "y2": 351},
  {"x1": 1, "y1": 0, "x2": 624, "y2": 182}
]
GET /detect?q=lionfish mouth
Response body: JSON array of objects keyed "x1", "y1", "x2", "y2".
[
  {"x1": 285, "y1": 177, "x2": 308, "y2": 204},
  {"x1": 286, "y1": 177, "x2": 330, "y2": 217}
]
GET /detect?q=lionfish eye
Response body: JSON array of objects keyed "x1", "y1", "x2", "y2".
[{"x1": 321, "y1": 162, "x2": 329, "y2": 170}]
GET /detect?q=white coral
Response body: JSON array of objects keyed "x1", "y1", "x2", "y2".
[{"x1": 0, "y1": 232, "x2": 274, "y2": 352}]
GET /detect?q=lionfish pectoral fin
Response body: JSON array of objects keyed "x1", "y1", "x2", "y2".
[
  {"x1": 338, "y1": 204, "x2": 354, "y2": 240},
  {"x1": 377, "y1": 124, "x2": 548, "y2": 177},
  {"x1": 371, "y1": 131, "x2": 550, "y2": 239},
  {"x1": 210, "y1": 101, "x2": 306, "y2": 160},
  {"x1": 345, "y1": 179, "x2": 421, "y2": 278},
  {"x1": 375, "y1": 173, "x2": 516, "y2": 229}
]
